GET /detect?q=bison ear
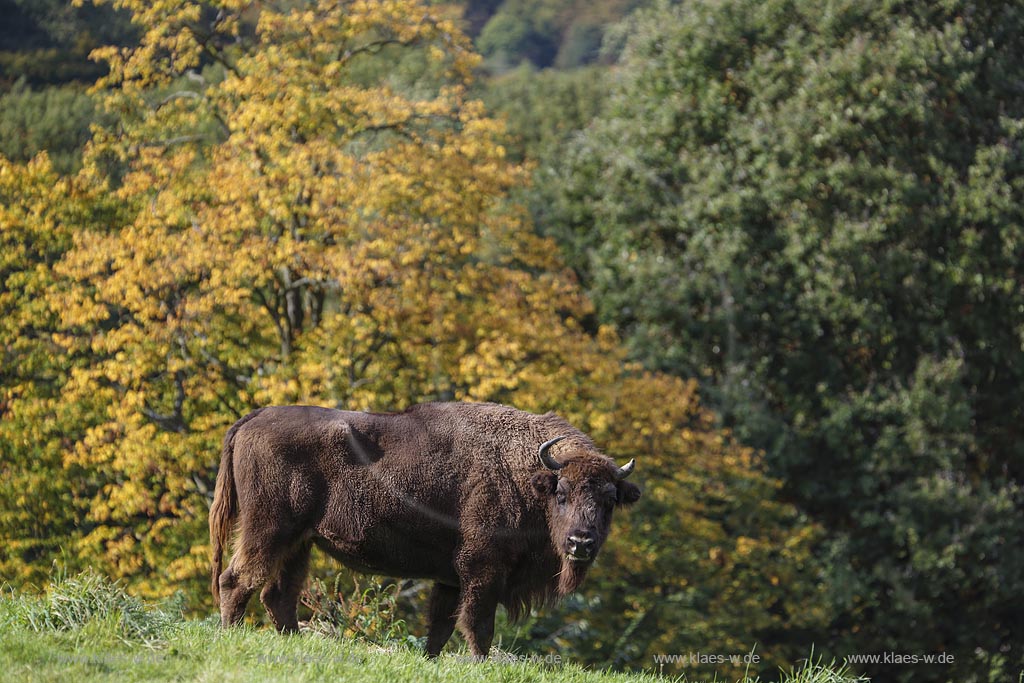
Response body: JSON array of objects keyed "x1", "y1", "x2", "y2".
[
  {"x1": 531, "y1": 472, "x2": 557, "y2": 498},
  {"x1": 617, "y1": 481, "x2": 641, "y2": 506}
]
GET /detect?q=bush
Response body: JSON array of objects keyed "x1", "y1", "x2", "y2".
[{"x1": 300, "y1": 576, "x2": 413, "y2": 648}]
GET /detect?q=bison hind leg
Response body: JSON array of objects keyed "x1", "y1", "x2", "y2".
[
  {"x1": 260, "y1": 541, "x2": 312, "y2": 633},
  {"x1": 217, "y1": 561, "x2": 257, "y2": 628},
  {"x1": 219, "y1": 535, "x2": 308, "y2": 630}
]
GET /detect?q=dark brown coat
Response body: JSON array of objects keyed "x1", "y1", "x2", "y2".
[{"x1": 209, "y1": 402, "x2": 640, "y2": 657}]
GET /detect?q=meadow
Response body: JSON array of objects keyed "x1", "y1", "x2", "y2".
[{"x1": 0, "y1": 570, "x2": 865, "y2": 683}]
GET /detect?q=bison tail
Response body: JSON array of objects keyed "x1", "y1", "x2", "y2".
[{"x1": 210, "y1": 409, "x2": 261, "y2": 605}]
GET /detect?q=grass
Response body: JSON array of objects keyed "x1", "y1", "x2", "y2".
[
  {"x1": 0, "y1": 571, "x2": 868, "y2": 683},
  {"x1": 1, "y1": 568, "x2": 182, "y2": 648}
]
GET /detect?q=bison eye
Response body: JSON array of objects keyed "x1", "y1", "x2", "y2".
[{"x1": 555, "y1": 491, "x2": 567, "y2": 506}]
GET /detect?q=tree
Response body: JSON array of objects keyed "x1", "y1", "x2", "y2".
[
  {"x1": 477, "y1": 0, "x2": 561, "y2": 70},
  {"x1": 552, "y1": 0, "x2": 1024, "y2": 680},
  {"x1": 475, "y1": 0, "x2": 644, "y2": 71},
  {"x1": 0, "y1": 153, "x2": 125, "y2": 586}
]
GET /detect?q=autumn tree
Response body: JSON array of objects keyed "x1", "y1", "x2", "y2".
[{"x1": 0, "y1": 153, "x2": 126, "y2": 585}]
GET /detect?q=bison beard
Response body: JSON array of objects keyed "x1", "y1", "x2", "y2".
[
  {"x1": 557, "y1": 557, "x2": 589, "y2": 596},
  {"x1": 209, "y1": 402, "x2": 640, "y2": 658}
]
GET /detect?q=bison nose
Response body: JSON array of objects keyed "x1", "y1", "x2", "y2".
[{"x1": 567, "y1": 533, "x2": 596, "y2": 558}]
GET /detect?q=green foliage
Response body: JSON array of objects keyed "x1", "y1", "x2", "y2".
[
  {"x1": 550, "y1": 0, "x2": 1024, "y2": 680},
  {"x1": 480, "y1": 64, "x2": 608, "y2": 163},
  {"x1": 461, "y1": 0, "x2": 507, "y2": 36},
  {"x1": 478, "y1": 2, "x2": 560, "y2": 70},
  {"x1": 300, "y1": 576, "x2": 411, "y2": 647},
  {"x1": 478, "y1": 64, "x2": 610, "y2": 257},
  {"x1": 0, "y1": 80, "x2": 103, "y2": 173},
  {"x1": 553, "y1": 21, "x2": 603, "y2": 69}
]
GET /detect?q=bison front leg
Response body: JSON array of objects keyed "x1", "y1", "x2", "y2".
[
  {"x1": 425, "y1": 582, "x2": 460, "y2": 657},
  {"x1": 455, "y1": 577, "x2": 502, "y2": 659}
]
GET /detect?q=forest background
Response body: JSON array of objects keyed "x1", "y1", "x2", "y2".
[{"x1": 1, "y1": 1, "x2": 1021, "y2": 682}]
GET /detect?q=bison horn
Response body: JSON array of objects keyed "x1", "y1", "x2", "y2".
[
  {"x1": 538, "y1": 435, "x2": 568, "y2": 470},
  {"x1": 615, "y1": 458, "x2": 636, "y2": 479}
]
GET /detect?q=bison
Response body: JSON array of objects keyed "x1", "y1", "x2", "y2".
[{"x1": 209, "y1": 402, "x2": 640, "y2": 657}]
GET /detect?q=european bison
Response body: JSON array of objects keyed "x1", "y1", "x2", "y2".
[{"x1": 209, "y1": 402, "x2": 640, "y2": 657}]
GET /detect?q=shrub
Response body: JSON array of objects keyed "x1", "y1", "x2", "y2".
[{"x1": 300, "y1": 576, "x2": 412, "y2": 647}]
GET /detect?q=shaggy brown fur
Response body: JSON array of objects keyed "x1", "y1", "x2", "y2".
[{"x1": 209, "y1": 402, "x2": 640, "y2": 657}]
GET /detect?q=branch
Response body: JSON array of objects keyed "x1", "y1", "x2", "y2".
[
  {"x1": 141, "y1": 371, "x2": 189, "y2": 434},
  {"x1": 190, "y1": 24, "x2": 241, "y2": 77},
  {"x1": 254, "y1": 286, "x2": 290, "y2": 358},
  {"x1": 131, "y1": 134, "x2": 209, "y2": 151},
  {"x1": 338, "y1": 37, "x2": 408, "y2": 65},
  {"x1": 156, "y1": 90, "x2": 202, "y2": 108}
]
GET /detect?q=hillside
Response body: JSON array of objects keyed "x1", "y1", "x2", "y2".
[
  {"x1": 0, "y1": 0, "x2": 135, "y2": 85},
  {"x1": 468, "y1": 0, "x2": 645, "y2": 70}
]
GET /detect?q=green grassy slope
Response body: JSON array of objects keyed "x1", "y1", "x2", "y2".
[
  {"x1": 0, "y1": 622, "x2": 869, "y2": 683},
  {"x1": 0, "y1": 571, "x2": 867, "y2": 683},
  {"x1": 1, "y1": 623, "x2": 660, "y2": 683}
]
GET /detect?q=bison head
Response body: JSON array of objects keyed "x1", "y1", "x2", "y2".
[{"x1": 530, "y1": 436, "x2": 640, "y2": 591}]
